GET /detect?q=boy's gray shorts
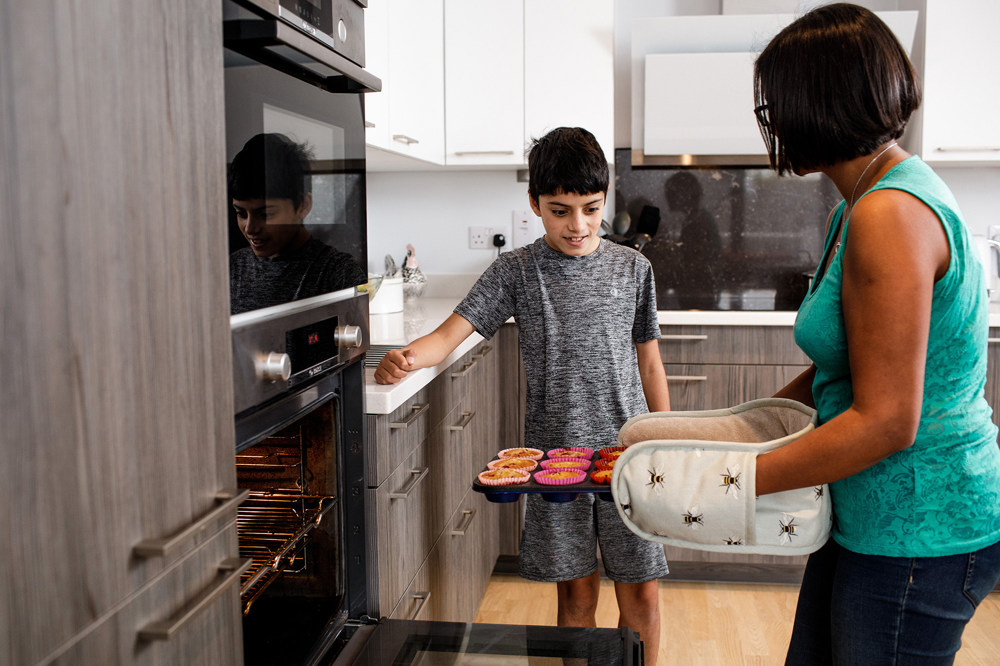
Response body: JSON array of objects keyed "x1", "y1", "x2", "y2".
[{"x1": 518, "y1": 492, "x2": 670, "y2": 584}]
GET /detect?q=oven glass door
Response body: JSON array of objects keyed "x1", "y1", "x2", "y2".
[
  {"x1": 334, "y1": 621, "x2": 643, "y2": 665},
  {"x1": 224, "y1": 50, "x2": 368, "y2": 317}
]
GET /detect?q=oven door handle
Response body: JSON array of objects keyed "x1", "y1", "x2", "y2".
[
  {"x1": 390, "y1": 467, "x2": 430, "y2": 500},
  {"x1": 133, "y1": 489, "x2": 249, "y2": 559},
  {"x1": 223, "y1": 19, "x2": 381, "y2": 94}
]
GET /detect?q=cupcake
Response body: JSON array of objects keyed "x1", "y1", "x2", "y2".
[
  {"x1": 590, "y1": 469, "x2": 613, "y2": 484},
  {"x1": 547, "y1": 447, "x2": 594, "y2": 460},
  {"x1": 498, "y1": 447, "x2": 544, "y2": 461},
  {"x1": 487, "y1": 457, "x2": 538, "y2": 472},
  {"x1": 478, "y1": 468, "x2": 530, "y2": 486},
  {"x1": 594, "y1": 458, "x2": 616, "y2": 471},
  {"x1": 540, "y1": 458, "x2": 590, "y2": 470},
  {"x1": 598, "y1": 446, "x2": 627, "y2": 461},
  {"x1": 534, "y1": 469, "x2": 586, "y2": 485}
]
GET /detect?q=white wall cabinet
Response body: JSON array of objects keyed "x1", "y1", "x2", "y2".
[
  {"x1": 365, "y1": 0, "x2": 446, "y2": 165},
  {"x1": 368, "y1": 0, "x2": 614, "y2": 169},
  {"x1": 444, "y1": 0, "x2": 524, "y2": 167},
  {"x1": 523, "y1": 0, "x2": 614, "y2": 164},
  {"x1": 917, "y1": 0, "x2": 1000, "y2": 165}
]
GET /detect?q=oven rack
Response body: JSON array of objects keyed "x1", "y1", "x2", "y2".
[{"x1": 237, "y1": 491, "x2": 337, "y2": 614}]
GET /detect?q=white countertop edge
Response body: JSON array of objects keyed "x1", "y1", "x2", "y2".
[
  {"x1": 658, "y1": 310, "x2": 799, "y2": 326},
  {"x1": 364, "y1": 331, "x2": 485, "y2": 415}
]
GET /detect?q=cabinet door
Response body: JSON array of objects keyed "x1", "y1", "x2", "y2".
[
  {"x1": 920, "y1": 0, "x2": 1000, "y2": 164},
  {"x1": 1, "y1": 1, "x2": 238, "y2": 663},
  {"x1": 444, "y1": 0, "x2": 524, "y2": 166},
  {"x1": 386, "y1": 0, "x2": 445, "y2": 163},
  {"x1": 364, "y1": 0, "x2": 391, "y2": 149},
  {"x1": 524, "y1": 0, "x2": 614, "y2": 162}
]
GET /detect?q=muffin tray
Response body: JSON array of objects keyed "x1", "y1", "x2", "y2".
[{"x1": 472, "y1": 456, "x2": 615, "y2": 504}]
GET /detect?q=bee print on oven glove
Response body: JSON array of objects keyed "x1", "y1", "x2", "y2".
[
  {"x1": 778, "y1": 514, "x2": 798, "y2": 544},
  {"x1": 724, "y1": 536, "x2": 744, "y2": 546},
  {"x1": 719, "y1": 465, "x2": 742, "y2": 498},
  {"x1": 647, "y1": 467, "x2": 666, "y2": 492},
  {"x1": 813, "y1": 486, "x2": 824, "y2": 501},
  {"x1": 682, "y1": 506, "x2": 703, "y2": 529}
]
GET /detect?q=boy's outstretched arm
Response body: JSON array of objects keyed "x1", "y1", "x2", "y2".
[
  {"x1": 636, "y1": 339, "x2": 670, "y2": 412},
  {"x1": 373, "y1": 313, "x2": 476, "y2": 385}
]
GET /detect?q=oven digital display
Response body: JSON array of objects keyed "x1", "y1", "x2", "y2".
[{"x1": 286, "y1": 315, "x2": 338, "y2": 374}]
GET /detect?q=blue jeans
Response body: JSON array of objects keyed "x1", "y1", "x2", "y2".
[{"x1": 785, "y1": 538, "x2": 1000, "y2": 665}]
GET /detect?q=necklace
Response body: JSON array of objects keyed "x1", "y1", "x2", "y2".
[{"x1": 834, "y1": 141, "x2": 898, "y2": 254}]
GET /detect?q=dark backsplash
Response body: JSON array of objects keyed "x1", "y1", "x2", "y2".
[{"x1": 614, "y1": 149, "x2": 841, "y2": 311}]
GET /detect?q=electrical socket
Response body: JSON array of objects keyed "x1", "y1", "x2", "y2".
[
  {"x1": 512, "y1": 210, "x2": 540, "y2": 249},
  {"x1": 469, "y1": 226, "x2": 494, "y2": 249}
]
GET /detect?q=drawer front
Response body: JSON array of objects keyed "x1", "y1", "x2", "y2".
[
  {"x1": 51, "y1": 526, "x2": 243, "y2": 666},
  {"x1": 374, "y1": 443, "x2": 439, "y2": 615},
  {"x1": 660, "y1": 326, "x2": 809, "y2": 365},
  {"x1": 430, "y1": 393, "x2": 478, "y2": 529},
  {"x1": 388, "y1": 561, "x2": 434, "y2": 621},
  {"x1": 665, "y1": 363, "x2": 809, "y2": 412},
  {"x1": 368, "y1": 385, "x2": 431, "y2": 486}
]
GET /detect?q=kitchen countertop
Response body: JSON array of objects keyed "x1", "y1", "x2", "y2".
[{"x1": 365, "y1": 297, "x2": 1000, "y2": 414}]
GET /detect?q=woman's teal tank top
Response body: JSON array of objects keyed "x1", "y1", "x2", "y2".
[{"x1": 794, "y1": 156, "x2": 1000, "y2": 556}]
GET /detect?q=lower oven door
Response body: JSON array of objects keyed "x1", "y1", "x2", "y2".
[{"x1": 328, "y1": 621, "x2": 643, "y2": 665}]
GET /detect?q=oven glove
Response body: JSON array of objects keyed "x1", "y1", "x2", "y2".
[{"x1": 610, "y1": 398, "x2": 831, "y2": 556}]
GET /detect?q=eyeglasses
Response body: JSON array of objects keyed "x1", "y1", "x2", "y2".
[{"x1": 754, "y1": 104, "x2": 770, "y2": 128}]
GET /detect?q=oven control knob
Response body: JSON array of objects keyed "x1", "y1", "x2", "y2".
[
  {"x1": 335, "y1": 325, "x2": 363, "y2": 349},
  {"x1": 256, "y1": 352, "x2": 291, "y2": 382}
]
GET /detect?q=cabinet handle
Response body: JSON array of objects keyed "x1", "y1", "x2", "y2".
[
  {"x1": 390, "y1": 467, "x2": 429, "y2": 500},
  {"x1": 447, "y1": 411, "x2": 476, "y2": 431},
  {"x1": 473, "y1": 345, "x2": 493, "y2": 359},
  {"x1": 390, "y1": 403, "x2": 429, "y2": 429},
  {"x1": 661, "y1": 334, "x2": 709, "y2": 341},
  {"x1": 988, "y1": 338, "x2": 1000, "y2": 345},
  {"x1": 137, "y1": 557, "x2": 252, "y2": 641},
  {"x1": 392, "y1": 134, "x2": 419, "y2": 145},
  {"x1": 935, "y1": 146, "x2": 1000, "y2": 153},
  {"x1": 133, "y1": 489, "x2": 249, "y2": 559},
  {"x1": 450, "y1": 359, "x2": 478, "y2": 379},
  {"x1": 450, "y1": 509, "x2": 477, "y2": 536},
  {"x1": 364, "y1": 120, "x2": 375, "y2": 128},
  {"x1": 407, "y1": 592, "x2": 431, "y2": 620},
  {"x1": 453, "y1": 150, "x2": 515, "y2": 156},
  {"x1": 666, "y1": 375, "x2": 708, "y2": 382}
]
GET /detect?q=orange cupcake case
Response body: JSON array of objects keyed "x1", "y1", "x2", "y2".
[
  {"x1": 598, "y1": 446, "x2": 627, "y2": 460},
  {"x1": 590, "y1": 469, "x2": 613, "y2": 484}
]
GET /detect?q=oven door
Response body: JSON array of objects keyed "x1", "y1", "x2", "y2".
[
  {"x1": 223, "y1": 1, "x2": 378, "y2": 318},
  {"x1": 330, "y1": 621, "x2": 644, "y2": 665}
]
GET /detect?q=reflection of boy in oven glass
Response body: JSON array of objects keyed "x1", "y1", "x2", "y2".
[
  {"x1": 373, "y1": 127, "x2": 670, "y2": 666},
  {"x1": 228, "y1": 133, "x2": 365, "y2": 315}
]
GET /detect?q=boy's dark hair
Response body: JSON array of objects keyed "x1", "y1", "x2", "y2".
[
  {"x1": 228, "y1": 133, "x2": 313, "y2": 208},
  {"x1": 753, "y1": 3, "x2": 921, "y2": 175},
  {"x1": 527, "y1": 127, "x2": 609, "y2": 201}
]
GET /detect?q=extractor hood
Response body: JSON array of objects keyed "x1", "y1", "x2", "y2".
[{"x1": 631, "y1": 11, "x2": 918, "y2": 167}]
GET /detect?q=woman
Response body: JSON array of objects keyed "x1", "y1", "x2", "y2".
[{"x1": 752, "y1": 4, "x2": 1000, "y2": 663}]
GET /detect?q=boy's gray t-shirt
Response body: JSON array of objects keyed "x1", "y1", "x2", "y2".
[{"x1": 455, "y1": 237, "x2": 660, "y2": 451}]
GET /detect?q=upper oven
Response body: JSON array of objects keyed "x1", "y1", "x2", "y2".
[{"x1": 223, "y1": 0, "x2": 378, "y2": 319}]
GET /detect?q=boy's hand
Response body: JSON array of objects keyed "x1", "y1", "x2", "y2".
[{"x1": 374, "y1": 348, "x2": 416, "y2": 385}]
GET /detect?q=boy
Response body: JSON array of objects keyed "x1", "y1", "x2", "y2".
[{"x1": 374, "y1": 127, "x2": 670, "y2": 665}]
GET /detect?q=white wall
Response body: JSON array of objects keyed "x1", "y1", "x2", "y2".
[{"x1": 366, "y1": 170, "x2": 533, "y2": 283}]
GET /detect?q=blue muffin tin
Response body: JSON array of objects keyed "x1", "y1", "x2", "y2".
[{"x1": 472, "y1": 456, "x2": 614, "y2": 503}]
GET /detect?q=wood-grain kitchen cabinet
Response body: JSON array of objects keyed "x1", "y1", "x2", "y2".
[
  {"x1": 912, "y1": 0, "x2": 1000, "y2": 165},
  {"x1": 1, "y1": 1, "x2": 242, "y2": 664},
  {"x1": 986, "y1": 328, "x2": 1000, "y2": 431},
  {"x1": 368, "y1": 332, "x2": 517, "y2": 621},
  {"x1": 658, "y1": 324, "x2": 811, "y2": 578}
]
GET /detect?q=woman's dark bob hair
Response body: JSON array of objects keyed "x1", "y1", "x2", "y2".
[{"x1": 753, "y1": 3, "x2": 921, "y2": 175}]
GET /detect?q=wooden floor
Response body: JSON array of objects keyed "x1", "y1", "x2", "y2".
[{"x1": 473, "y1": 575, "x2": 1000, "y2": 666}]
